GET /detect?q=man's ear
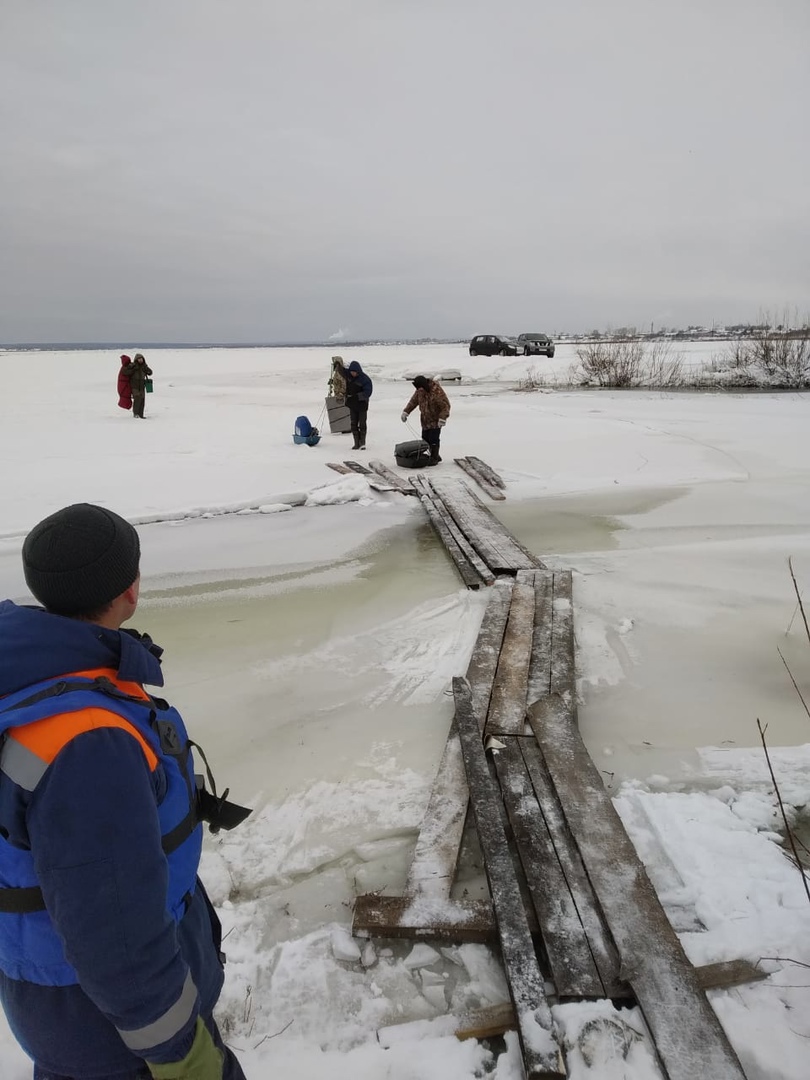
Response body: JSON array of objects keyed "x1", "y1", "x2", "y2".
[{"x1": 122, "y1": 579, "x2": 140, "y2": 607}]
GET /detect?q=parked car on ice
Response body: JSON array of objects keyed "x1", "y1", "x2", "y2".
[
  {"x1": 469, "y1": 334, "x2": 519, "y2": 357},
  {"x1": 516, "y1": 333, "x2": 555, "y2": 357}
]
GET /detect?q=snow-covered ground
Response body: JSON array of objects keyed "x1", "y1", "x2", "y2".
[{"x1": 1, "y1": 344, "x2": 810, "y2": 1079}]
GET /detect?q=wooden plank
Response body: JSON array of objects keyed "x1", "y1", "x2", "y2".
[
  {"x1": 410, "y1": 478, "x2": 484, "y2": 590},
  {"x1": 433, "y1": 479, "x2": 543, "y2": 572},
  {"x1": 529, "y1": 694, "x2": 747, "y2": 1080},
  {"x1": 494, "y1": 738, "x2": 607, "y2": 998},
  {"x1": 695, "y1": 959, "x2": 770, "y2": 992},
  {"x1": 467, "y1": 455, "x2": 507, "y2": 489},
  {"x1": 454, "y1": 457, "x2": 506, "y2": 501},
  {"x1": 467, "y1": 959, "x2": 768, "y2": 1038},
  {"x1": 326, "y1": 462, "x2": 352, "y2": 474},
  {"x1": 432, "y1": 482, "x2": 519, "y2": 572},
  {"x1": 453, "y1": 677, "x2": 565, "y2": 1079},
  {"x1": 406, "y1": 580, "x2": 513, "y2": 896},
  {"x1": 353, "y1": 894, "x2": 493, "y2": 942},
  {"x1": 549, "y1": 571, "x2": 574, "y2": 696},
  {"x1": 486, "y1": 581, "x2": 535, "y2": 736},
  {"x1": 405, "y1": 720, "x2": 470, "y2": 897},
  {"x1": 424, "y1": 492, "x2": 496, "y2": 586},
  {"x1": 524, "y1": 571, "x2": 554, "y2": 705},
  {"x1": 466, "y1": 578, "x2": 514, "y2": 727},
  {"x1": 519, "y1": 739, "x2": 625, "y2": 998},
  {"x1": 342, "y1": 459, "x2": 372, "y2": 474},
  {"x1": 367, "y1": 459, "x2": 418, "y2": 495}
]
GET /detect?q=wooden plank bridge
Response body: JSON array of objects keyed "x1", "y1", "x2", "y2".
[{"x1": 351, "y1": 466, "x2": 751, "y2": 1080}]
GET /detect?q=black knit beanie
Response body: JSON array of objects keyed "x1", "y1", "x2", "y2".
[
  {"x1": 22, "y1": 504, "x2": 140, "y2": 615},
  {"x1": 412, "y1": 375, "x2": 429, "y2": 390}
]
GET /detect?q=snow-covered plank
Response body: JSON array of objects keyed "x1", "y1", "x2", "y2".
[
  {"x1": 325, "y1": 461, "x2": 352, "y2": 474},
  {"x1": 367, "y1": 459, "x2": 418, "y2": 494},
  {"x1": 352, "y1": 894, "x2": 493, "y2": 942},
  {"x1": 518, "y1": 738, "x2": 625, "y2": 998},
  {"x1": 454, "y1": 677, "x2": 565, "y2": 1079},
  {"x1": 529, "y1": 691, "x2": 747, "y2": 1080},
  {"x1": 494, "y1": 737, "x2": 607, "y2": 998},
  {"x1": 485, "y1": 581, "x2": 535, "y2": 736},
  {"x1": 405, "y1": 580, "x2": 513, "y2": 897}
]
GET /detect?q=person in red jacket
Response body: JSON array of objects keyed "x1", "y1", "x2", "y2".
[{"x1": 118, "y1": 355, "x2": 133, "y2": 412}]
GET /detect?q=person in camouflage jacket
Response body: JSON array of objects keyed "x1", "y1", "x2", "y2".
[
  {"x1": 124, "y1": 354, "x2": 153, "y2": 419},
  {"x1": 401, "y1": 376, "x2": 451, "y2": 465}
]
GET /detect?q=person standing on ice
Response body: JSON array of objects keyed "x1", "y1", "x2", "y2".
[
  {"x1": 0, "y1": 503, "x2": 249, "y2": 1080},
  {"x1": 401, "y1": 375, "x2": 451, "y2": 466},
  {"x1": 117, "y1": 354, "x2": 133, "y2": 412},
  {"x1": 334, "y1": 358, "x2": 373, "y2": 450},
  {"x1": 124, "y1": 352, "x2": 153, "y2": 419}
]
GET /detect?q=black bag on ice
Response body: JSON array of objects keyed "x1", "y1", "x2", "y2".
[{"x1": 395, "y1": 439, "x2": 431, "y2": 469}]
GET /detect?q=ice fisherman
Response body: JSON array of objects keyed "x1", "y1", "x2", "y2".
[
  {"x1": 123, "y1": 353, "x2": 153, "y2": 419},
  {"x1": 333, "y1": 359, "x2": 373, "y2": 450},
  {"x1": 117, "y1": 355, "x2": 133, "y2": 412},
  {"x1": 401, "y1": 375, "x2": 451, "y2": 465},
  {"x1": 0, "y1": 503, "x2": 248, "y2": 1080}
]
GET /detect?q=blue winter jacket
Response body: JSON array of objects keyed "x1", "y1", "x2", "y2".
[
  {"x1": 346, "y1": 361, "x2": 373, "y2": 402},
  {"x1": 0, "y1": 601, "x2": 225, "y2": 1078}
]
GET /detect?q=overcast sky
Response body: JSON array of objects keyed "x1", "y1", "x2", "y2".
[{"x1": 1, "y1": 0, "x2": 808, "y2": 343}]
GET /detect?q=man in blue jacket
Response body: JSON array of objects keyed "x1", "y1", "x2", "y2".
[
  {"x1": 0, "y1": 503, "x2": 247, "y2": 1079},
  {"x1": 334, "y1": 359, "x2": 373, "y2": 450}
]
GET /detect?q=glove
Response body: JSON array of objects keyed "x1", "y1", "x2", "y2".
[
  {"x1": 148, "y1": 1018, "x2": 223, "y2": 1080},
  {"x1": 401, "y1": 412, "x2": 408, "y2": 423},
  {"x1": 438, "y1": 418, "x2": 446, "y2": 427}
]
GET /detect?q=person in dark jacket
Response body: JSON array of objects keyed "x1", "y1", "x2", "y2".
[
  {"x1": 334, "y1": 360, "x2": 373, "y2": 450},
  {"x1": 0, "y1": 503, "x2": 248, "y2": 1080},
  {"x1": 123, "y1": 353, "x2": 153, "y2": 419},
  {"x1": 401, "y1": 375, "x2": 451, "y2": 465},
  {"x1": 117, "y1": 355, "x2": 133, "y2": 411}
]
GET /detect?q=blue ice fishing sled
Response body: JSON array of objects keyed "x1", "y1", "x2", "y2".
[{"x1": 293, "y1": 415, "x2": 321, "y2": 446}]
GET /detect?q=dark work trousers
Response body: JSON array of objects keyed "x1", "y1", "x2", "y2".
[
  {"x1": 32, "y1": 1015, "x2": 248, "y2": 1080},
  {"x1": 348, "y1": 400, "x2": 368, "y2": 447},
  {"x1": 132, "y1": 393, "x2": 146, "y2": 418},
  {"x1": 422, "y1": 426, "x2": 441, "y2": 461}
]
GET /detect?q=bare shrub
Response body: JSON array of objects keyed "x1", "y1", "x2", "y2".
[
  {"x1": 515, "y1": 366, "x2": 548, "y2": 392},
  {"x1": 713, "y1": 312, "x2": 810, "y2": 388},
  {"x1": 573, "y1": 340, "x2": 683, "y2": 388}
]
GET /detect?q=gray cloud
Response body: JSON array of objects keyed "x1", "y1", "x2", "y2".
[{"x1": 1, "y1": 0, "x2": 808, "y2": 342}]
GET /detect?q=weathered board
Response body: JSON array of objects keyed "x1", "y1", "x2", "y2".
[
  {"x1": 454, "y1": 457, "x2": 506, "y2": 501},
  {"x1": 485, "y1": 580, "x2": 536, "y2": 736},
  {"x1": 405, "y1": 579, "x2": 513, "y2": 898},
  {"x1": 431, "y1": 479, "x2": 544, "y2": 572},
  {"x1": 518, "y1": 738, "x2": 624, "y2": 998},
  {"x1": 454, "y1": 677, "x2": 565, "y2": 1079},
  {"x1": 529, "y1": 696, "x2": 747, "y2": 1080},
  {"x1": 409, "y1": 478, "x2": 485, "y2": 590},
  {"x1": 353, "y1": 894, "x2": 493, "y2": 941},
  {"x1": 467, "y1": 455, "x2": 506, "y2": 490},
  {"x1": 423, "y1": 490, "x2": 496, "y2": 587},
  {"x1": 367, "y1": 459, "x2": 418, "y2": 495},
  {"x1": 519, "y1": 569, "x2": 554, "y2": 704},
  {"x1": 494, "y1": 737, "x2": 609, "y2": 998},
  {"x1": 326, "y1": 462, "x2": 352, "y2": 475}
]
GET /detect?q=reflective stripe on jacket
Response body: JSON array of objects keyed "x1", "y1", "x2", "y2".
[{"x1": 0, "y1": 669, "x2": 202, "y2": 988}]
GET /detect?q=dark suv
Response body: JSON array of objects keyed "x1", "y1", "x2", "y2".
[
  {"x1": 516, "y1": 333, "x2": 555, "y2": 357},
  {"x1": 469, "y1": 334, "x2": 518, "y2": 357}
]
